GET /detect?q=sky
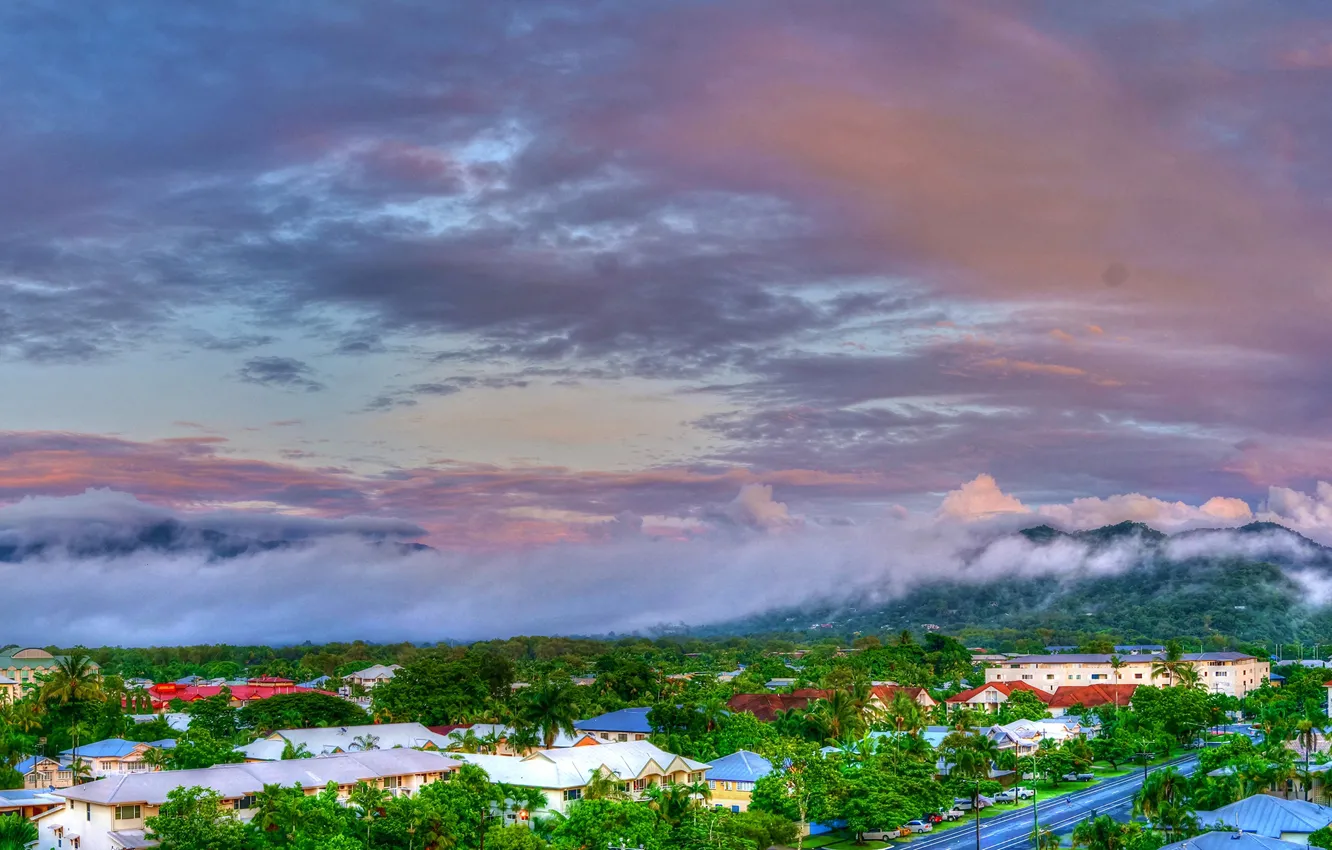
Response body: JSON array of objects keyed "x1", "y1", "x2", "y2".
[{"x1": 5, "y1": 2, "x2": 1332, "y2": 641}]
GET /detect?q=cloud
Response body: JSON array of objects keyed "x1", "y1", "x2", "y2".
[
  {"x1": 725, "y1": 483, "x2": 801, "y2": 530},
  {"x1": 237, "y1": 357, "x2": 325, "y2": 392},
  {"x1": 939, "y1": 474, "x2": 1028, "y2": 520}
]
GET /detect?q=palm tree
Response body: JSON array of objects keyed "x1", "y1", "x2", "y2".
[
  {"x1": 0, "y1": 812, "x2": 38, "y2": 848},
  {"x1": 69, "y1": 757, "x2": 92, "y2": 785},
  {"x1": 351, "y1": 734, "x2": 379, "y2": 752},
  {"x1": 38, "y1": 651, "x2": 102, "y2": 707},
  {"x1": 448, "y1": 729, "x2": 484, "y2": 753},
  {"x1": 1032, "y1": 826, "x2": 1060, "y2": 850},
  {"x1": 140, "y1": 746, "x2": 171, "y2": 770},
  {"x1": 685, "y1": 779, "x2": 712, "y2": 807},
  {"x1": 504, "y1": 724, "x2": 542, "y2": 756},
  {"x1": 67, "y1": 720, "x2": 92, "y2": 770},
  {"x1": 1174, "y1": 666, "x2": 1204, "y2": 690},
  {"x1": 885, "y1": 690, "x2": 924, "y2": 759},
  {"x1": 1110, "y1": 655, "x2": 1126, "y2": 710},
  {"x1": 349, "y1": 780, "x2": 390, "y2": 845},
  {"x1": 280, "y1": 739, "x2": 312, "y2": 760},
  {"x1": 584, "y1": 768, "x2": 630, "y2": 801},
  {"x1": 1151, "y1": 641, "x2": 1188, "y2": 687},
  {"x1": 515, "y1": 680, "x2": 580, "y2": 749},
  {"x1": 1134, "y1": 767, "x2": 1196, "y2": 832}
]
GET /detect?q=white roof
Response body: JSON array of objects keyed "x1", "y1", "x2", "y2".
[
  {"x1": 446, "y1": 723, "x2": 597, "y2": 750},
  {"x1": 348, "y1": 665, "x2": 401, "y2": 679},
  {"x1": 454, "y1": 740, "x2": 708, "y2": 790},
  {"x1": 57, "y1": 750, "x2": 460, "y2": 806},
  {"x1": 0, "y1": 675, "x2": 15, "y2": 684},
  {"x1": 237, "y1": 722, "x2": 450, "y2": 761}
]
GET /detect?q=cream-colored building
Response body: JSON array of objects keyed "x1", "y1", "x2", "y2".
[
  {"x1": 986, "y1": 652, "x2": 1269, "y2": 697},
  {"x1": 454, "y1": 741, "x2": 709, "y2": 817},
  {"x1": 34, "y1": 749, "x2": 460, "y2": 850},
  {"x1": 343, "y1": 664, "x2": 401, "y2": 690},
  {"x1": 0, "y1": 674, "x2": 18, "y2": 704},
  {"x1": 0, "y1": 647, "x2": 98, "y2": 691}
]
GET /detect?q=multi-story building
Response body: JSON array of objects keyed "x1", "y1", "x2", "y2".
[
  {"x1": 706, "y1": 750, "x2": 772, "y2": 813},
  {"x1": 985, "y1": 652, "x2": 1269, "y2": 697},
  {"x1": 0, "y1": 647, "x2": 98, "y2": 691},
  {"x1": 33, "y1": 749, "x2": 460, "y2": 850}
]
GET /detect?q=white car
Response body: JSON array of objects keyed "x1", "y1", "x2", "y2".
[
  {"x1": 1014, "y1": 787, "x2": 1035, "y2": 799},
  {"x1": 860, "y1": 829, "x2": 894, "y2": 841},
  {"x1": 994, "y1": 789, "x2": 1019, "y2": 803},
  {"x1": 905, "y1": 820, "x2": 933, "y2": 833},
  {"x1": 1062, "y1": 772, "x2": 1096, "y2": 782}
]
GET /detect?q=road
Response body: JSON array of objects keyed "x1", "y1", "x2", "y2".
[{"x1": 899, "y1": 755, "x2": 1200, "y2": 850}]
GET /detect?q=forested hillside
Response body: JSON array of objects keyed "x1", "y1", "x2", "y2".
[{"x1": 704, "y1": 521, "x2": 1332, "y2": 648}]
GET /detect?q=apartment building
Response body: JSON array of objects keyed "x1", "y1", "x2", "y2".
[
  {"x1": 34, "y1": 749, "x2": 460, "y2": 850},
  {"x1": 985, "y1": 652, "x2": 1269, "y2": 696},
  {"x1": 1, "y1": 647, "x2": 98, "y2": 690}
]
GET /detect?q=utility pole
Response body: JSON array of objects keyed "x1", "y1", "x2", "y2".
[
  {"x1": 977, "y1": 778, "x2": 983, "y2": 850},
  {"x1": 1135, "y1": 750, "x2": 1154, "y2": 785}
]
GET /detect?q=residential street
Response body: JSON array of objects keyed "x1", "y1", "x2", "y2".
[{"x1": 899, "y1": 755, "x2": 1200, "y2": 850}]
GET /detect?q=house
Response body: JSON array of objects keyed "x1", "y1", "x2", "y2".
[
  {"x1": 707, "y1": 751, "x2": 772, "y2": 812},
  {"x1": 1157, "y1": 834, "x2": 1305, "y2": 850},
  {"x1": 0, "y1": 646, "x2": 98, "y2": 689},
  {"x1": 1045, "y1": 684, "x2": 1139, "y2": 717},
  {"x1": 868, "y1": 685, "x2": 937, "y2": 710},
  {"x1": 0, "y1": 788, "x2": 64, "y2": 821},
  {"x1": 427, "y1": 723, "x2": 600, "y2": 755},
  {"x1": 298, "y1": 675, "x2": 332, "y2": 689},
  {"x1": 237, "y1": 722, "x2": 451, "y2": 761},
  {"x1": 60, "y1": 739, "x2": 175, "y2": 779},
  {"x1": 453, "y1": 741, "x2": 709, "y2": 817},
  {"x1": 1195, "y1": 795, "x2": 1332, "y2": 843},
  {"x1": 575, "y1": 707, "x2": 653, "y2": 742},
  {"x1": 343, "y1": 664, "x2": 402, "y2": 690},
  {"x1": 33, "y1": 749, "x2": 460, "y2": 850},
  {"x1": 945, "y1": 681, "x2": 1053, "y2": 713},
  {"x1": 765, "y1": 678, "x2": 798, "y2": 689},
  {"x1": 0, "y1": 673, "x2": 18, "y2": 704},
  {"x1": 727, "y1": 692, "x2": 824, "y2": 722},
  {"x1": 16, "y1": 755, "x2": 75, "y2": 790},
  {"x1": 987, "y1": 653, "x2": 1269, "y2": 697},
  {"x1": 142, "y1": 678, "x2": 332, "y2": 711},
  {"x1": 985, "y1": 718, "x2": 1095, "y2": 755}
]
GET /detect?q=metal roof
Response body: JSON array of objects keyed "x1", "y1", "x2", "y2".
[
  {"x1": 1196, "y1": 795, "x2": 1332, "y2": 837},
  {"x1": 575, "y1": 707, "x2": 653, "y2": 734},
  {"x1": 707, "y1": 750, "x2": 773, "y2": 783}
]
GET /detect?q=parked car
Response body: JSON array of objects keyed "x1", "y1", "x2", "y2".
[
  {"x1": 953, "y1": 798, "x2": 974, "y2": 811},
  {"x1": 860, "y1": 829, "x2": 894, "y2": 841},
  {"x1": 904, "y1": 820, "x2": 933, "y2": 834},
  {"x1": 1014, "y1": 786, "x2": 1035, "y2": 799},
  {"x1": 939, "y1": 807, "x2": 966, "y2": 821},
  {"x1": 1062, "y1": 772, "x2": 1096, "y2": 782},
  {"x1": 994, "y1": 789, "x2": 1019, "y2": 803}
]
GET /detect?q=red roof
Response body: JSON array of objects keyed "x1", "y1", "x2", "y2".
[
  {"x1": 869, "y1": 685, "x2": 937, "y2": 706},
  {"x1": 945, "y1": 680, "x2": 1053, "y2": 705},
  {"x1": 1045, "y1": 684, "x2": 1138, "y2": 708},
  {"x1": 142, "y1": 682, "x2": 329, "y2": 710},
  {"x1": 727, "y1": 692, "x2": 830, "y2": 722}
]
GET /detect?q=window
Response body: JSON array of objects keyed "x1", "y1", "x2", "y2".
[
  {"x1": 115, "y1": 805, "x2": 142, "y2": 820},
  {"x1": 1021, "y1": 674, "x2": 1033, "y2": 680},
  {"x1": 633, "y1": 778, "x2": 647, "y2": 791},
  {"x1": 563, "y1": 789, "x2": 582, "y2": 802},
  {"x1": 87, "y1": 802, "x2": 92, "y2": 821},
  {"x1": 732, "y1": 805, "x2": 741, "y2": 813},
  {"x1": 635, "y1": 734, "x2": 646, "y2": 741},
  {"x1": 234, "y1": 795, "x2": 256, "y2": 810},
  {"x1": 1134, "y1": 673, "x2": 1143, "y2": 679},
  {"x1": 1046, "y1": 674, "x2": 1054, "y2": 680},
  {"x1": 382, "y1": 776, "x2": 402, "y2": 789},
  {"x1": 690, "y1": 772, "x2": 703, "y2": 783},
  {"x1": 617, "y1": 733, "x2": 628, "y2": 742},
  {"x1": 708, "y1": 780, "x2": 717, "y2": 790}
]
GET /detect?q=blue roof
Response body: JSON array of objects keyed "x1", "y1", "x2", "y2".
[
  {"x1": 299, "y1": 676, "x2": 331, "y2": 688},
  {"x1": 574, "y1": 707, "x2": 653, "y2": 734},
  {"x1": 707, "y1": 750, "x2": 773, "y2": 782},
  {"x1": 60, "y1": 738, "x2": 175, "y2": 758}
]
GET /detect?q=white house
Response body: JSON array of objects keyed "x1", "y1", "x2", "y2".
[
  {"x1": 343, "y1": 665, "x2": 401, "y2": 690},
  {"x1": 34, "y1": 749, "x2": 460, "y2": 850},
  {"x1": 237, "y1": 722, "x2": 450, "y2": 761},
  {"x1": 454, "y1": 740, "x2": 709, "y2": 816}
]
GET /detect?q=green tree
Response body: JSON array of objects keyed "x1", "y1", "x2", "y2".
[
  {"x1": 0, "y1": 812, "x2": 38, "y2": 849},
  {"x1": 514, "y1": 680, "x2": 581, "y2": 749},
  {"x1": 238, "y1": 692, "x2": 369, "y2": 734},
  {"x1": 1001, "y1": 690, "x2": 1051, "y2": 722},
  {"x1": 550, "y1": 799, "x2": 667, "y2": 850},
  {"x1": 1134, "y1": 767, "x2": 1197, "y2": 834},
  {"x1": 146, "y1": 785, "x2": 250, "y2": 850}
]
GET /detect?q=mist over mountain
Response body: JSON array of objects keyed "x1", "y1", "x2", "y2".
[{"x1": 698, "y1": 520, "x2": 1332, "y2": 644}]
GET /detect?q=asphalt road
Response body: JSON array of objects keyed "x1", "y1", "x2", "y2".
[{"x1": 898, "y1": 755, "x2": 1200, "y2": 850}]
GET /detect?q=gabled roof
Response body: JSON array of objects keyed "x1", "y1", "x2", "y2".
[
  {"x1": 1157, "y1": 833, "x2": 1304, "y2": 850},
  {"x1": 454, "y1": 740, "x2": 706, "y2": 789},
  {"x1": 347, "y1": 664, "x2": 401, "y2": 680},
  {"x1": 1046, "y1": 684, "x2": 1138, "y2": 708},
  {"x1": 236, "y1": 722, "x2": 447, "y2": 760},
  {"x1": 727, "y1": 692, "x2": 826, "y2": 722},
  {"x1": 16, "y1": 755, "x2": 64, "y2": 775},
  {"x1": 61, "y1": 738, "x2": 175, "y2": 759},
  {"x1": 707, "y1": 750, "x2": 773, "y2": 783},
  {"x1": 57, "y1": 750, "x2": 461, "y2": 805},
  {"x1": 869, "y1": 685, "x2": 937, "y2": 707},
  {"x1": 1197, "y1": 795, "x2": 1332, "y2": 837},
  {"x1": 946, "y1": 681, "x2": 1052, "y2": 704},
  {"x1": 575, "y1": 707, "x2": 653, "y2": 734}
]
